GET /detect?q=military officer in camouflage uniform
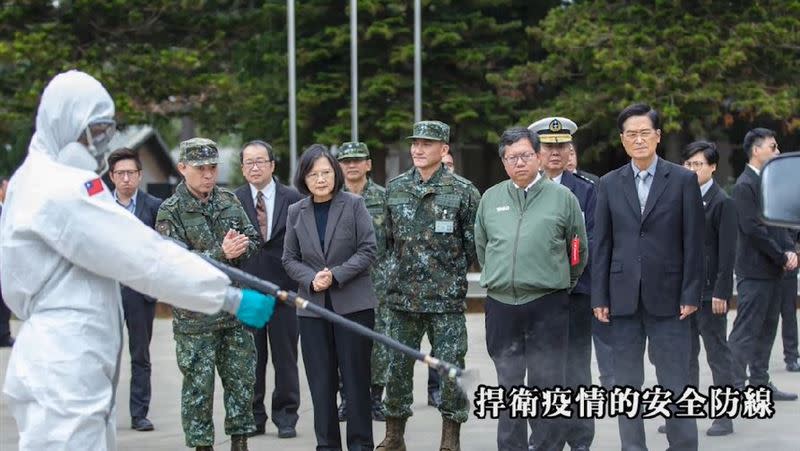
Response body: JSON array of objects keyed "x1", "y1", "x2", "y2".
[
  {"x1": 377, "y1": 121, "x2": 480, "y2": 451},
  {"x1": 156, "y1": 138, "x2": 261, "y2": 451},
  {"x1": 336, "y1": 141, "x2": 389, "y2": 422}
]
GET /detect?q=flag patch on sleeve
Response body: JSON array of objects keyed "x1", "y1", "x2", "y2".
[{"x1": 84, "y1": 178, "x2": 104, "y2": 196}]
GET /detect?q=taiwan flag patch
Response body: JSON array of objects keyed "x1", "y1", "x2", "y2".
[{"x1": 84, "y1": 178, "x2": 104, "y2": 196}]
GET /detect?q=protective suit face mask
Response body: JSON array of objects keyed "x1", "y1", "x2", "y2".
[{"x1": 84, "y1": 121, "x2": 116, "y2": 174}]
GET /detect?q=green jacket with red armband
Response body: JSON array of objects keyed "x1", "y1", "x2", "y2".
[{"x1": 474, "y1": 176, "x2": 588, "y2": 305}]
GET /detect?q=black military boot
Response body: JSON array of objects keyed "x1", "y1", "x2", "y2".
[
  {"x1": 371, "y1": 385, "x2": 386, "y2": 422},
  {"x1": 231, "y1": 434, "x2": 249, "y2": 451},
  {"x1": 195, "y1": 447, "x2": 213, "y2": 451},
  {"x1": 376, "y1": 417, "x2": 407, "y2": 451},
  {"x1": 439, "y1": 418, "x2": 461, "y2": 451}
]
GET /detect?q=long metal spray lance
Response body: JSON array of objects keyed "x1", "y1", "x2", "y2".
[{"x1": 199, "y1": 254, "x2": 469, "y2": 381}]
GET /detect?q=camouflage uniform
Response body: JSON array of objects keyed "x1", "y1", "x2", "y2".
[
  {"x1": 338, "y1": 142, "x2": 390, "y2": 387},
  {"x1": 382, "y1": 123, "x2": 481, "y2": 424},
  {"x1": 156, "y1": 138, "x2": 261, "y2": 447}
]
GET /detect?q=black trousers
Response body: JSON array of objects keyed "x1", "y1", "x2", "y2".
[
  {"x1": 689, "y1": 300, "x2": 734, "y2": 427},
  {"x1": 0, "y1": 292, "x2": 11, "y2": 344},
  {"x1": 780, "y1": 275, "x2": 799, "y2": 364},
  {"x1": 250, "y1": 302, "x2": 300, "y2": 428},
  {"x1": 122, "y1": 296, "x2": 156, "y2": 419},
  {"x1": 554, "y1": 293, "x2": 594, "y2": 450},
  {"x1": 690, "y1": 301, "x2": 734, "y2": 387},
  {"x1": 612, "y1": 306, "x2": 697, "y2": 451},
  {"x1": 592, "y1": 316, "x2": 615, "y2": 389},
  {"x1": 485, "y1": 292, "x2": 569, "y2": 451},
  {"x1": 729, "y1": 278, "x2": 781, "y2": 387},
  {"x1": 300, "y1": 307, "x2": 374, "y2": 451}
]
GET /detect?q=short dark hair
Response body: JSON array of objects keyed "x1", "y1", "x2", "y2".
[
  {"x1": 240, "y1": 140, "x2": 276, "y2": 163},
  {"x1": 617, "y1": 103, "x2": 660, "y2": 132},
  {"x1": 682, "y1": 140, "x2": 719, "y2": 165},
  {"x1": 107, "y1": 147, "x2": 142, "y2": 172},
  {"x1": 498, "y1": 127, "x2": 538, "y2": 158},
  {"x1": 294, "y1": 144, "x2": 344, "y2": 196},
  {"x1": 742, "y1": 128, "x2": 775, "y2": 159}
]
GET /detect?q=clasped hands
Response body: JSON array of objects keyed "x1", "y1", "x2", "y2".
[
  {"x1": 784, "y1": 251, "x2": 798, "y2": 272},
  {"x1": 222, "y1": 229, "x2": 250, "y2": 260},
  {"x1": 312, "y1": 267, "x2": 333, "y2": 292}
]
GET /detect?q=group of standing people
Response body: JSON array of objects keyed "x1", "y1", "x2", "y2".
[{"x1": 1, "y1": 69, "x2": 797, "y2": 451}]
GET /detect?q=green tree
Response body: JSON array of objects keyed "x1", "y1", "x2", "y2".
[{"x1": 488, "y1": 0, "x2": 800, "y2": 167}]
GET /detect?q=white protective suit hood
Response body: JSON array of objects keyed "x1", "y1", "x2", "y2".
[
  {"x1": 30, "y1": 70, "x2": 115, "y2": 173},
  {"x1": 1, "y1": 70, "x2": 234, "y2": 450}
]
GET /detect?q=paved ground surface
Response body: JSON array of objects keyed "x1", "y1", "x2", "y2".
[{"x1": 2, "y1": 311, "x2": 799, "y2": 450}]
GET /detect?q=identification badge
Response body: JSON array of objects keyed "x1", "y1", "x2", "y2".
[{"x1": 435, "y1": 220, "x2": 454, "y2": 234}]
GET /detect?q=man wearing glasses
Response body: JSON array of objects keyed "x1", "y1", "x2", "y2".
[
  {"x1": 528, "y1": 117, "x2": 597, "y2": 451},
  {"x1": 593, "y1": 104, "x2": 704, "y2": 451},
  {"x1": 475, "y1": 126, "x2": 587, "y2": 451},
  {"x1": 107, "y1": 148, "x2": 164, "y2": 432},
  {"x1": 234, "y1": 140, "x2": 304, "y2": 439}
]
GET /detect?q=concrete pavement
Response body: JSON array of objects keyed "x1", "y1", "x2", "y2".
[{"x1": 2, "y1": 311, "x2": 799, "y2": 450}]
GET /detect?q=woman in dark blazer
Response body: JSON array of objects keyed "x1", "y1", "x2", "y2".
[{"x1": 282, "y1": 144, "x2": 378, "y2": 451}]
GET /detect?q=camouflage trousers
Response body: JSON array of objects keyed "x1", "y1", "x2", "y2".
[
  {"x1": 383, "y1": 310, "x2": 469, "y2": 423},
  {"x1": 175, "y1": 325, "x2": 256, "y2": 446},
  {"x1": 370, "y1": 301, "x2": 391, "y2": 387}
]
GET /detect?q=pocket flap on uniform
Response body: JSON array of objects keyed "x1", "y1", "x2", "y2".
[
  {"x1": 434, "y1": 194, "x2": 461, "y2": 208},
  {"x1": 387, "y1": 196, "x2": 411, "y2": 206}
]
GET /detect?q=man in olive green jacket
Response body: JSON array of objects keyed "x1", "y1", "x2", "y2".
[{"x1": 474, "y1": 127, "x2": 587, "y2": 451}]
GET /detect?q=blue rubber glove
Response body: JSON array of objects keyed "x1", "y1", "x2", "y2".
[{"x1": 236, "y1": 289, "x2": 276, "y2": 328}]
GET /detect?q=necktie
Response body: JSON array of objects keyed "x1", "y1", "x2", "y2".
[
  {"x1": 256, "y1": 191, "x2": 268, "y2": 239},
  {"x1": 636, "y1": 172, "x2": 650, "y2": 213}
]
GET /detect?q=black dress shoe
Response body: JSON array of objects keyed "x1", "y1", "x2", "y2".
[
  {"x1": 277, "y1": 426, "x2": 297, "y2": 439},
  {"x1": 706, "y1": 419, "x2": 733, "y2": 436},
  {"x1": 572, "y1": 446, "x2": 591, "y2": 451},
  {"x1": 427, "y1": 389, "x2": 442, "y2": 408},
  {"x1": 768, "y1": 382, "x2": 798, "y2": 401},
  {"x1": 787, "y1": 360, "x2": 800, "y2": 372},
  {"x1": 657, "y1": 424, "x2": 666, "y2": 434},
  {"x1": 0, "y1": 336, "x2": 14, "y2": 348},
  {"x1": 131, "y1": 417, "x2": 154, "y2": 431},
  {"x1": 247, "y1": 424, "x2": 265, "y2": 437}
]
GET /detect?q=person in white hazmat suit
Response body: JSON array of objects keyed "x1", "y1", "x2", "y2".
[{"x1": 0, "y1": 70, "x2": 277, "y2": 450}]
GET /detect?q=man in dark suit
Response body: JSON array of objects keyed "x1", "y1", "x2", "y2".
[
  {"x1": 529, "y1": 116, "x2": 597, "y2": 451},
  {"x1": 593, "y1": 104, "x2": 704, "y2": 451},
  {"x1": 728, "y1": 128, "x2": 798, "y2": 401},
  {"x1": 0, "y1": 176, "x2": 13, "y2": 348},
  {"x1": 567, "y1": 143, "x2": 601, "y2": 184},
  {"x1": 681, "y1": 141, "x2": 738, "y2": 436},
  {"x1": 781, "y1": 229, "x2": 799, "y2": 372},
  {"x1": 107, "y1": 148, "x2": 163, "y2": 432},
  {"x1": 234, "y1": 140, "x2": 304, "y2": 438}
]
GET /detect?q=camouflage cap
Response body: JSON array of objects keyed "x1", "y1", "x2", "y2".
[
  {"x1": 179, "y1": 137, "x2": 219, "y2": 166},
  {"x1": 336, "y1": 141, "x2": 370, "y2": 160},
  {"x1": 527, "y1": 117, "x2": 577, "y2": 144},
  {"x1": 407, "y1": 120, "x2": 450, "y2": 143}
]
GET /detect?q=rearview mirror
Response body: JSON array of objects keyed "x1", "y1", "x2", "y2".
[{"x1": 760, "y1": 152, "x2": 800, "y2": 228}]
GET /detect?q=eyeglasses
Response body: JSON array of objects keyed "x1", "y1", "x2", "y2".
[
  {"x1": 502, "y1": 153, "x2": 535, "y2": 164},
  {"x1": 622, "y1": 129, "x2": 657, "y2": 141},
  {"x1": 305, "y1": 170, "x2": 334, "y2": 181},
  {"x1": 683, "y1": 161, "x2": 708, "y2": 169},
  {"x1": 243, "y1": 158, "x2": 272, "y2": 169},
  {"x1": 112, "y1": 170, "x2": 140, "y2": 178}
]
